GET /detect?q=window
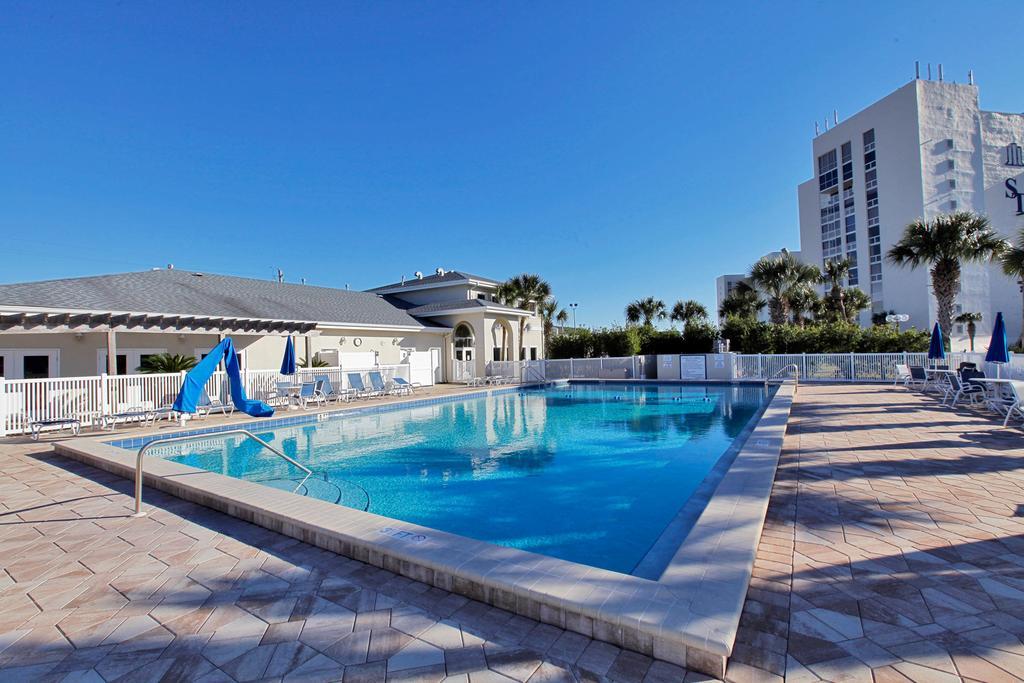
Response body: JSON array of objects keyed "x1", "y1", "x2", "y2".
[
  {"x1": 530, "y1": 347, "x2": 538, "y2": 361},
  {"x1": 477, "y1": 293, "x2": 486, "y2": 300},
  {"x1": 841, "y1": 142, "x2": 853, "y2": 182},
  {"x1": 863, "y1": 129, "x2": 876, "y2": 153},
  {"x1": 454, "y1": 323, "x2": 474, "y2": 362},
  {"x1": 818, "y1": 150, "x2": 839, "y2": 191},
  {"x1": 493, "y1": 348, "x2": 502, "y2": 361},
  {"x1": 22, "y1": 355, "x2": 50, "y2": 379},
  {"x1": 948, "y1": 178, "x2": 957, "y2": 190}
]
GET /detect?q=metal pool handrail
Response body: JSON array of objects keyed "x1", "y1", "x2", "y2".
[
  {"x1": 133, "y1": 429, "x2": 312, "y2": 517},
  {"x1": 767, "y1": 364, "x2": 800, "y2": 393}
]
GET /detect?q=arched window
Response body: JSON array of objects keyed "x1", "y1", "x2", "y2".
[{"x1": 454, "y1": 323, "x2": 474, "y2": 361}]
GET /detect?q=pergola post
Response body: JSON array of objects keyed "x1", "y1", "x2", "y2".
[{"x1": 106, "y1": 329, "x2": 118, "y2": 375}]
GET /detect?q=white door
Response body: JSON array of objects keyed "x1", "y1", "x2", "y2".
[
  {"x1": 430, "y1": 348, "x2": 442, "y2": 384},
  {"x1": 406, "y1": 351, "x2": 436, "y2": 386}
]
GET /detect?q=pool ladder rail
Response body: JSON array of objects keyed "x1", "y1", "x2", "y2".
[
  {"x1": 766, "y1": 364, "x2": 799, "y2": 394},
  {"x1": 133, "y1": 428, "x2": 312, "y2": 517}
]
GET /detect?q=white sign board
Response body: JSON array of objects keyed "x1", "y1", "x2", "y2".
[{"x1": 680, "y1": 355, "x2": 707, "y2": 380}]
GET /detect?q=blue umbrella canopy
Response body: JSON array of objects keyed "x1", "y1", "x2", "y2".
[
  {"x1": 280, "y1": 336, "x2": 297, "y2": 375},
  {"x1": 928, "y1": 323, "x2": 945, "y2": 361},
  {"x1": 986, "y1": 311, "x2": 1010, "y2": 364}
]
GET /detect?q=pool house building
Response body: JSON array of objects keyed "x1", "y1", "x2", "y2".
[{"x1": 0, "y1": 267, "x2": 545, "y2": 384}]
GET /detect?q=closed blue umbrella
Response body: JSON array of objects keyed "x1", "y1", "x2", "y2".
[
  {"x1": 280, "y1": 336, "x2": 297, "y2": 376},
  {"x1": 986, "y1": 311, "x2": 1010, "y2": 377},
  {"x1": 928, "y1": 323, "x2": 945, "y2": 363}
]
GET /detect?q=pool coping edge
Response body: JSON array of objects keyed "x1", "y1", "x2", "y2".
[{"x1": 54, "y1": 380, "x2": 795, "y2": 678}]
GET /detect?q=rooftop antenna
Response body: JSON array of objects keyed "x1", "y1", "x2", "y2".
[
  {"x1": 401, "y1": 275, "x2": 406, "y2": 285},
  {"x1": 276, "y1": 268, "x2": 284, "y2": 283},
  {"x1": 927, "y1": 63, "x2": 932, "y2": 80},
  {"x1": 968, "y1": 69, "x2": 974, "y2": 85},
  {"x1": 815, "y1": 121, "x2": 820, "y2": 136},
  {"x1": 938, "y1": 63, "x2": 943, "y2": 82},
  {"x1": 301, "y1": 277, "x2": 306, "y2": 285},
  {"x1": 345, "y1": 284, "x2": 350, "y2": 290},
  {"x1": 833, "y1": 109, "x2": 838, "y2": 125},
  {"x1": 915, "y1": 61, "x2": 920, "y2": 79}
]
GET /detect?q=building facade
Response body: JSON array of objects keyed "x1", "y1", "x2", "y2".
[
  {"x1": 0, "y1": 268, "x2": 544, "y2": 382},
  {"x1": 798, "y1": 77, "x2": 1024, "y2": 349}
]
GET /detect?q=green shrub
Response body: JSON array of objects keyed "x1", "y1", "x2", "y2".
[{"x1": 720, "y1": 317, "x2": 931, "y2": 354}]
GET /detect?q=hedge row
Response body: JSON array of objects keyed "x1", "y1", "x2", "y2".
[{"x1": 547, "y1": 320, "x2": 931, "y2": 359}]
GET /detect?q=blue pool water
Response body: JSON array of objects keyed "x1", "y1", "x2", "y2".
[{"x1": 140, "y1": 383, "x2": 771, "y2": 574}]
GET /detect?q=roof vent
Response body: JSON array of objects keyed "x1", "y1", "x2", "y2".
[
  {"x1": 415, "y1": 271, "x2": 423, "y2": 280},
  {"x1": 167, "y1": 264, "x2": 174, "y2": 270},
  {"x1": 436, "y1": 267, "x2": 446, "y2": 276},
  {"x1": 191, "y1": 272, "x2": 204, "y2": 277}
]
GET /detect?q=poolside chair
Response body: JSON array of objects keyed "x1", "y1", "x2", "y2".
[
  {"x1": 942, "y1": 373, "x2": 985, "y2": 407},
  {"x1": 957, "y1": 362, "x2": 978, "y2": 372},
  {"x1": 1002, "y1": 381, "x2": 1024, "y2": 427},
  {"x1": 347, "y1": 373, "x2": 378, "y2": 399},
  {"x1": 907, "y1": 366, "x2": 928, "y2": 390},
  {"x1": 893, "y1": 364, "x2": 912, "y2": 386},
  {"x1": 314, "y1": 375, "x2": 353, "y2": 403},
  {"x1": 367, "y1": 371, "x2": 395, "y2": 397},
  {"x1": 29, "y1": 416, "x2": 82, "y2": 441},
  {"x1": 391, "y1": 377, "x2": 420, "y2": 395},
  {"x1": 266, "y1": 381, "x2": 294, "y2": 407},
  {"x1": 197, "y1": 389, "x2": 235, "y2": 418},
  {"x1": 297, "y1": 381, "x2": 325, "y2": 409}
]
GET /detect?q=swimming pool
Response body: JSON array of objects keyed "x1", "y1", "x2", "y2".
[{"x1": 136, "y1": 382, "x2": 772, "y2": 574}]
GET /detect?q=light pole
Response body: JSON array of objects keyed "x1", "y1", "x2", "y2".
[
  {"x1": 885, "y1": 313, "x2": 910, "y2": 332},
  {"x1": 569, "y1": 303, "x2": 579, "y2": 330}
]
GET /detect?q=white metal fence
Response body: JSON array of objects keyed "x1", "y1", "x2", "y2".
[
  {"x1": 8, "y1": 352, "x2": 1024, "y2": 437},
  {"x1": 0, "y1": 364, "x2": 411, "y2": 437},
  {"x1": 733, "y1": 352, "x2": 1024, "y2": 382}
]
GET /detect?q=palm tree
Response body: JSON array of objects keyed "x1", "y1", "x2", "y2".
[
  {"x1": 1000, "y1": 228, "x2": 1024, "y2": 345},
  {"x1": 787, "y1": 288, "x2": 820, "y2": 327},
  {"x1": 298, "y1": 356, "x2": 329, "y2": 368},
  {"x1": 887, "y1": 211, "x2": 1006, "y2": 337},
  {"x1": 670, "y1": 300, "x2": 709, "y2": 329},
  {"x1": 955, "y1": 312, "x2": 982, "y2": 351},
  {"x1": 719, "y1": 282, "x2": 765, "y2": 320},
  {"x1": 498, "y1": 274, "x2": 552, "y2": 360},
  {"x1": 749, "y1": 252, "x2": 821, "y2": 324},
  {"x1": 841, "y1": 287, "x2": 872, "y2": 324},
  {"x1": 137, "y1": 353, "x2": 198, "y2": 374},
  {"x1": 625, "y1": 297, "x2": 667, "y2": 327},
  {"x1": 556, "y1": 309, "x2": 569, "y2": 327},
  {"x1": 538, "y1": 297, "x2": 568, "y2": 346},
  {"x1": 820, "y1": 258, "x2": 851, "y2": 321}
]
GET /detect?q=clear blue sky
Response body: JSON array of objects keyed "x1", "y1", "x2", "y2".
[{"x1": 1, "y1": 2, "x2": 1017, "y2": 326}]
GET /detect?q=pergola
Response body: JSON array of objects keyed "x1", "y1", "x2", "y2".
[{"x1": 0, "y1": 310, "x2": 319, "y2": 375}]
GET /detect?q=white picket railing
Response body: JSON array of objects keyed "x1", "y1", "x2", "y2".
[
  {"x1": 7, "y1": 352, "x2": 1023, "y2": 437},
  {"x1": 0, "y1": 364, "x2": 413, "y2": 437}
]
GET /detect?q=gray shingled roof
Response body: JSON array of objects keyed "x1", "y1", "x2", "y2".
[
  {"x1": 0, "y1": 270, "x2": 443, "y2": 329},
  {"x1": 368, "y1": 270, "x2": 500, "y2": 292},
  {"x1": 405, "y1": 299, "x2": 530, "y2": 317}
]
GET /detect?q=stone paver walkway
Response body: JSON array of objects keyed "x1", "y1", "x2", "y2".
[{"x1": 3, "y1": 384, "x2": 1024, "y2": 681}]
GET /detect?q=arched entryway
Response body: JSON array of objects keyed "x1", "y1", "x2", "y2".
[
  {"x1": 453, "y1": 322, "x2": 475, "y2": 362},
  {"x1": 490, "y1": 319, "x2": 515, "y2": 361}
]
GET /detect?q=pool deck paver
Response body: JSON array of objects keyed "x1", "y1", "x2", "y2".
[{"x1": 2, "y1": 383, "x2": 1024, "y2": 680}]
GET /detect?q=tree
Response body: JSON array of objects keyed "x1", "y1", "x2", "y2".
[
  {"x1": 498, "y1": 274, "x2": 552, "y2": 360},
  {"x1": 820, "y1": 258, "x2": 851, "y2": 321},
  {"x1": 669, "y1": 300, "x2": 709, "y2": 329},
  {"x1": 719, "y1": 282, "x2": 765, "y2": 320},
  {"x1": 298, "y1": 356, "x2": 329, "y2": 368},
  {"x1": 887, "y1": 211, "x2": 1006, "y2": 337},
  {"x1": 538, "y1": 297, "x2": 568, "y2": 353},
  {"x1": 625, "y1": 297, "x2": 667, "y2": 328},
  {"x1": 954, "y1": 312, "x2": 982, "y2": 351},
  {"x1": 749, "y1": 252, "x2": 821, "y2": 324},
  {"x1": 137, "y1": 353, "x2": 198, "y2": 374},
  {"x1": 787, "y1": 288, "x2": 820, "y2": 327},
  {"x1": 841, "y1": 287, "x2": 872, "y2": 324},
  {"x1": 1000, "y1": 228, "x2": 1024, "y2": 345}
]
